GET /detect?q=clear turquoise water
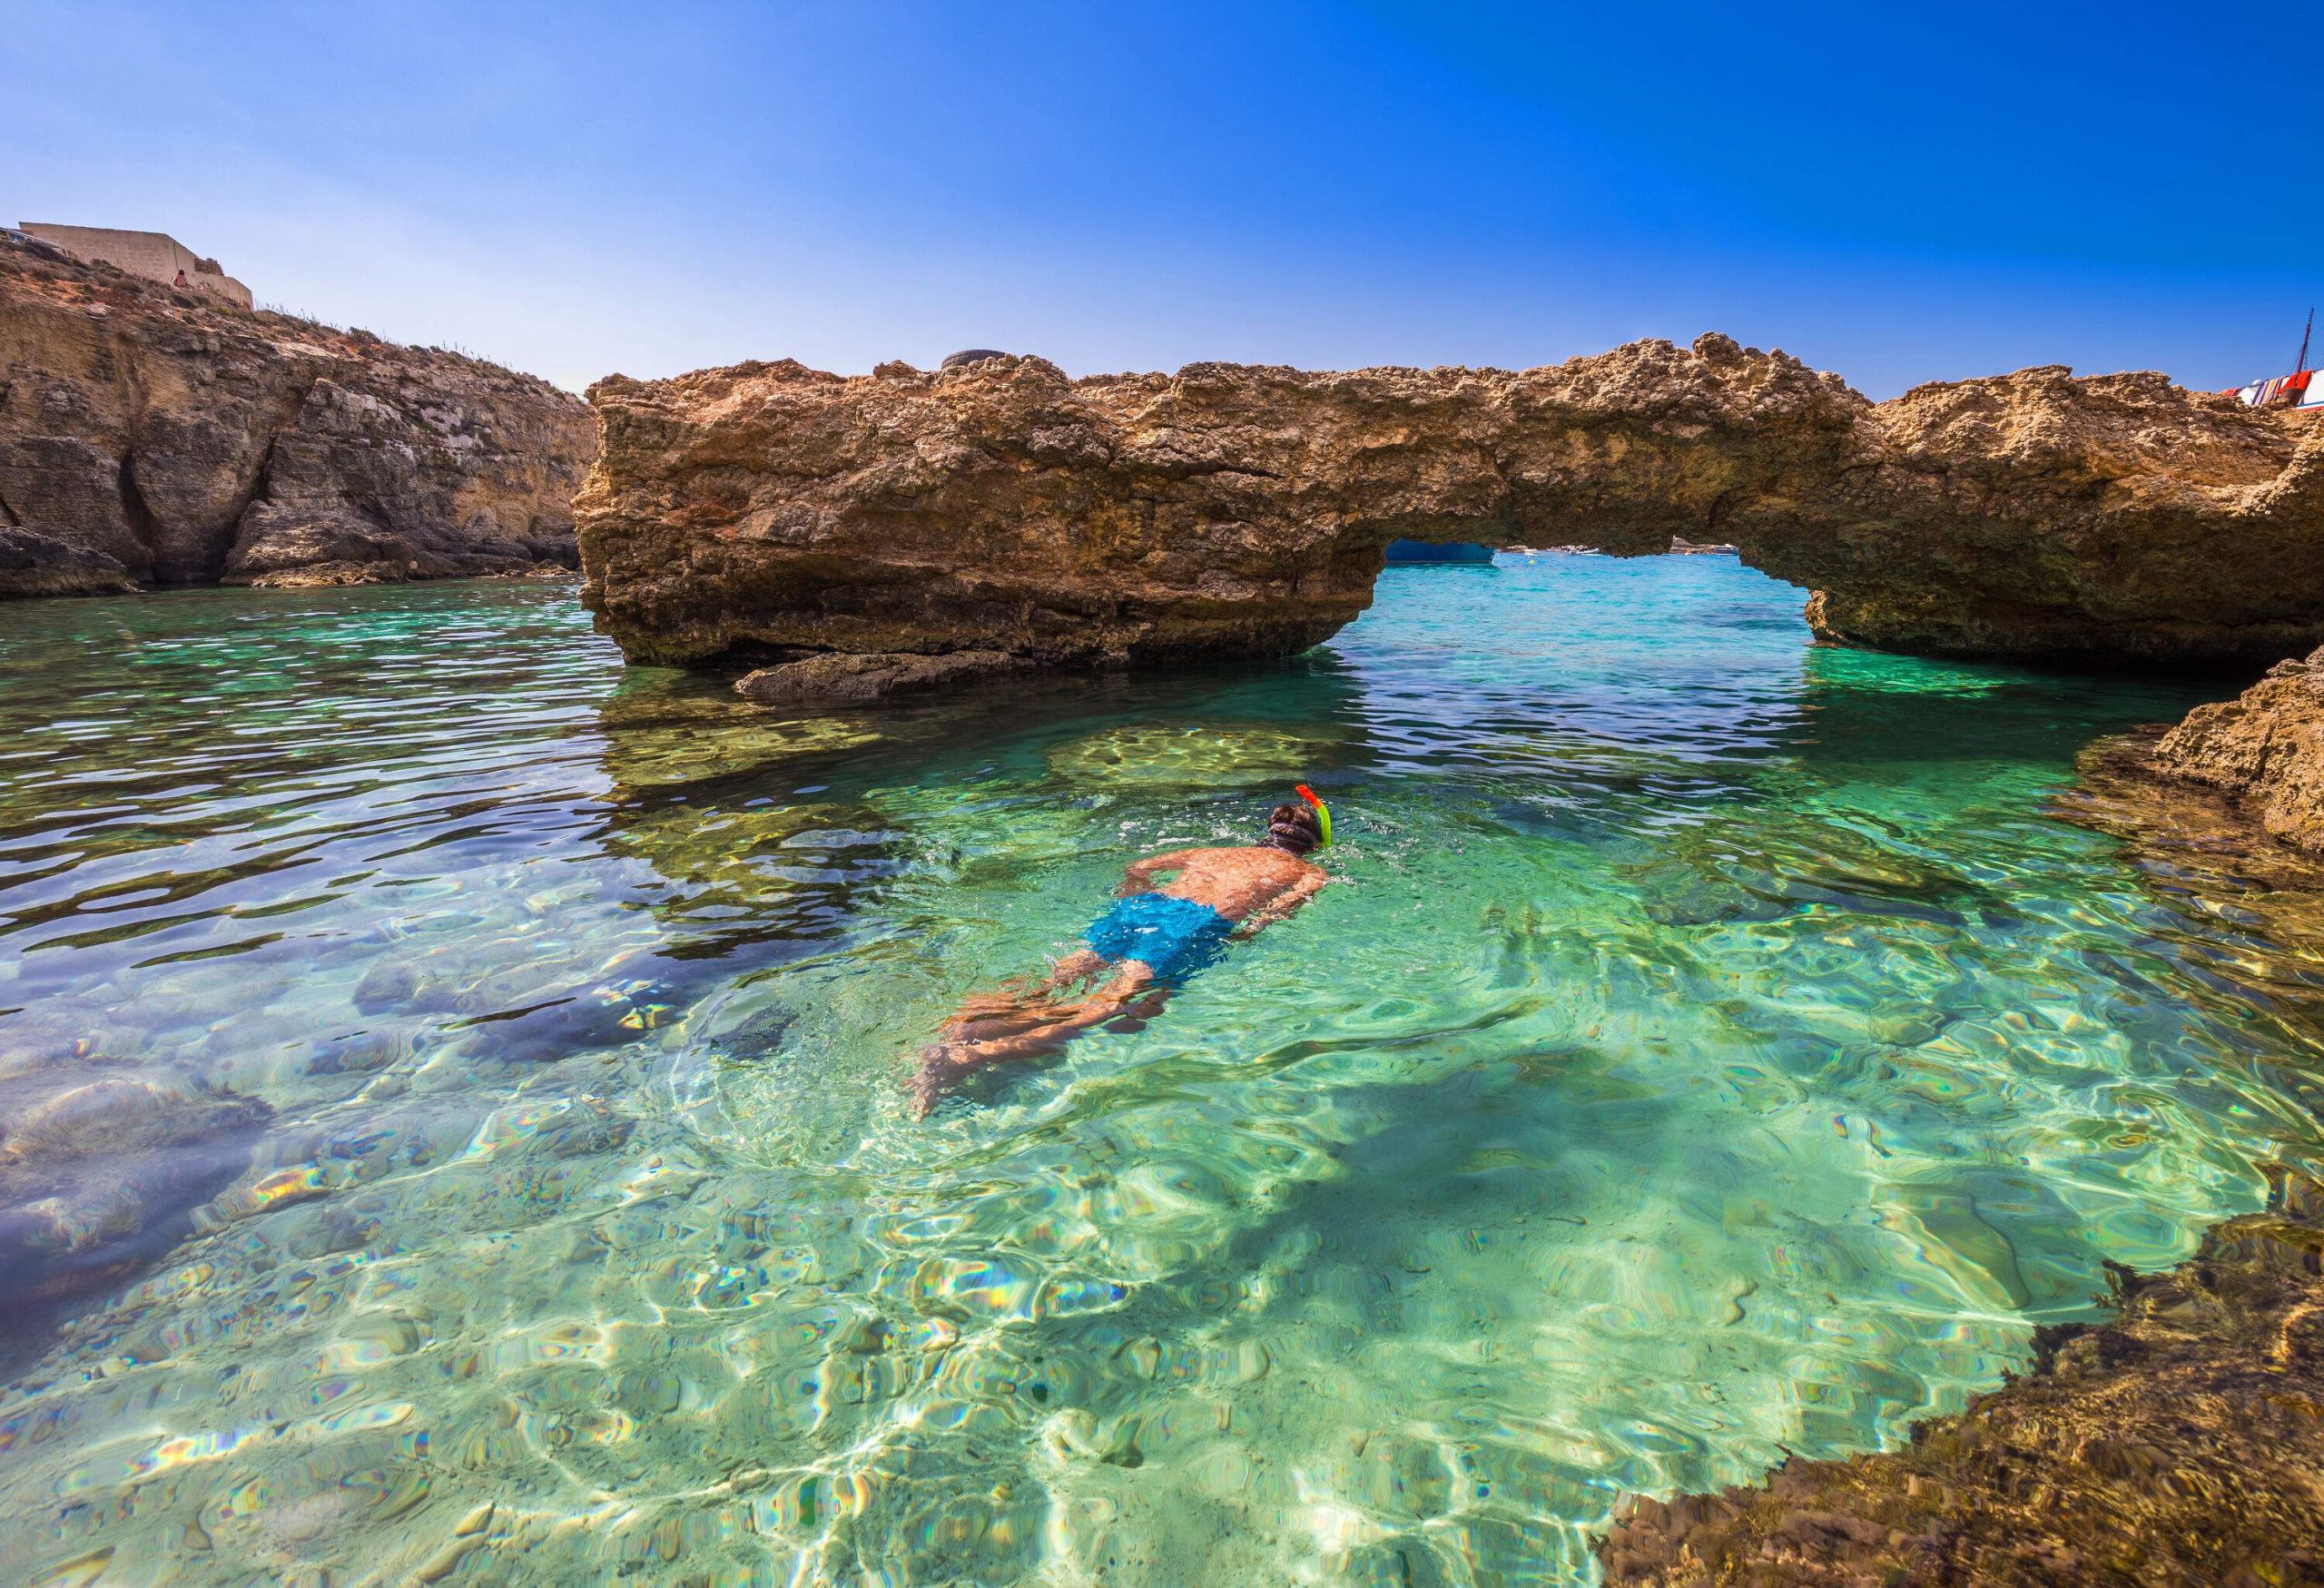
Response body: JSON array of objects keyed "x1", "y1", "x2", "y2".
[{"x1": 4, "y1": 557, "x2": 2323, "y2": 1585}]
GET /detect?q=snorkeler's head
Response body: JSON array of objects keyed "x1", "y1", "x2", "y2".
[{"x1": 1262, "y1": 801, "x2": 1323, "y2": 856}]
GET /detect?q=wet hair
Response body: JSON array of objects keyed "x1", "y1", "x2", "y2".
[{"x1": 1262, "y1": 801, "x2": 1322, "y2": 856}]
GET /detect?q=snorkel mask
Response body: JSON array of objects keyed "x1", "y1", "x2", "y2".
[{"x1": 1294, "y1": 784, "x2": 1333, "y2": 847}]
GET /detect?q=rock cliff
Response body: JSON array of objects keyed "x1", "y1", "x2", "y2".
[
  {"x1": 0, "y1": 228, "x2": 594, "y2": 594},
  {"x1": 576, "y1": 341, "x2": 2324, "y2": 676}
]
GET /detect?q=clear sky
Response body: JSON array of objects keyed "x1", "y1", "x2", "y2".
[{"x1": 6, "y1": 2, "x2": 2316, "y2": 397}]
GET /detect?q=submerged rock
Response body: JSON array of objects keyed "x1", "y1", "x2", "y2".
[
  {"x1": 0, "y1": 1060, "x2": 271, "y2": 1314},
  {"x1": 578, "y1": 340, "x2": 2324, "y2": 673},
  {"x1": 1598, "y1": 1171, "x2": 2324, "y2": 1587},
  {"x1": 0, "y1": 229, "x2": 595, "y2": 591},
  {"x1": 734, "y1": 648, "x2": 1033, "y2": 705}
]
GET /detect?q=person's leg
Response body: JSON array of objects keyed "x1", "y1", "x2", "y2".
[
  {"x1": 943, "y1": 950, "x2": 1112, "y2": 1033},
  {"x1": 910, "y1": 962, "x2": 1159, "y2": 1113},
  {"x1": 1040, "y1": 950, "x2": 1111, "y2": 989},
  {"x1": 1057, "y1": 959, "x2": 1157, "y2": 1024},
  {"x1": 961, "y1": 951, "x2": 1109, "y2": 1008}
]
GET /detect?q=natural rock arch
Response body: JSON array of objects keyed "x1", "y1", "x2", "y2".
[{"x1": 577, "y1": 337, "x2": 2324, "y2": 676}]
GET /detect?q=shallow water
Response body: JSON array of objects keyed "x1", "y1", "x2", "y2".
[{"x1": 4, "y1": 557, "x2": 2323, "y2": 1585}]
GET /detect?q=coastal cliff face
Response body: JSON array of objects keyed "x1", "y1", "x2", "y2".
[
  {"x1": 577, "y1": 341, "x2": 2324, "y2": 675},
  {"x1": 0, "y1": 229, "x2": 594, "y2": 595}
]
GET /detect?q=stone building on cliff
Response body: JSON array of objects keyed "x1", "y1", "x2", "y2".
[{"x1": 15, "y1": 222, "x2": 253, "y2": 309}]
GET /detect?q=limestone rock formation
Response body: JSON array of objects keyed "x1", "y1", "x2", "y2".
[
  {"x1": 1793, "y1": 368, "x2": 2324, "y2": 665},
  {"x1": 577, "y1": 341, "x2": 2324, "y2": 673},
  {"x1": 0, "y1": 525, "x2": 137, "y2": 597},
  {"x1": 0, "y1": 228, "x2": 595, "y2": 594},
  {"x1": 2093, "y1": 646, "x2": 2324, "y2": 855},
  {"x1": 578, "y1": 339, "x2": 1869, "y2": 666},
  {"x1": 1596, "y1": 1173, "x2": 2324, "y2": 1587},
  {"x1": 734, "y1": 648, "x2": 1031, "y2": 705}
]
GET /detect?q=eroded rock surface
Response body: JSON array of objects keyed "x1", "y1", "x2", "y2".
[
  {"x1": 578, "y1": 339, "x2": 1863, "y2": 666},
  {"x1": 1799, "y1": 368, "x2": 2324, "y2": 664},
  {"x1": 0, "y1": 228, "x2": 595, "y2": 593},
  {"x1": 578, "y1": 342, "x2": 2324, "y2": 671},
  {"x1": 0, "y1": 525, "x2": 136, "y2": 597},
  {"x1": 734, "y1": 648, "x2": 1032, "y2": 705},
  {"x1": 2099, "y1": 646, "x2": 2324, "y2": 855},
  {"x1": 1597, "y1": 1173, "x2": 2324, "y2": 1588}
]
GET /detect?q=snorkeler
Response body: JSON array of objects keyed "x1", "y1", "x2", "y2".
[{"x1": 908, "y1": 788, "x2": 1334, "y2": 1113}]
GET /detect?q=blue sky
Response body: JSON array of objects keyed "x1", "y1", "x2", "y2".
[{"x1": 5, "y1": 1, "x2": 2316, "y2": 396}]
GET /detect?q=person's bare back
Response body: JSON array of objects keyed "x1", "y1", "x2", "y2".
[
  {"x1": 1121, "y1": 844, "x2": 1325, "y2": 927},
  {"x1": 907, "y1": 794, "x2": 1334, "y2": 1113}
]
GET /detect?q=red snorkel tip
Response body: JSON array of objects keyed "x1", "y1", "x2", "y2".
[{"x1": 1295, "y1": 784, "x2": 1322, "y2": 809}]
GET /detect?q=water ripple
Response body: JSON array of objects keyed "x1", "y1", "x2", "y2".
[{"x1": 1, "y1": 564, "x2": 2322, "y2": 1584}]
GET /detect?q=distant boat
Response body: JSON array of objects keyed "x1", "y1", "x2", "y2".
[
  {"x1": 1383, "y1": 538, "x2": 1495, "y2": 565},
  {"x1": 2229, "y1": 310, "x2": 2322, "y2": 409}
]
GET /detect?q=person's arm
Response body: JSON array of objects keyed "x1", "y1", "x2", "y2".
[
  {"x1": 1233, "y1": 870, "x2": 1328, "y2": 935},
  {"x1": 1118, "y1": 850, "x2": 1196, "y2": 895}
]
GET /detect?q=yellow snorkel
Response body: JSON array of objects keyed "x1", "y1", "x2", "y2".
[{"x1": 1294, "y1": 784, "x2": 1333, "y2": 847}]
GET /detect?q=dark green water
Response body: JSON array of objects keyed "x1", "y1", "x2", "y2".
[{"x1": 4, "y1": 557, "x2": 2322, "y2": 1585}]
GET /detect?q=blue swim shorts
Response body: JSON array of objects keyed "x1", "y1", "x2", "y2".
[{"x1": 1083, "y1": 892, "x2": 1235, "y2": 985}]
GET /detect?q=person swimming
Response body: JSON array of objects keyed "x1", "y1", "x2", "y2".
[{"x1": 907, "y1": 793, "x2": 1332, "y2": 1113}]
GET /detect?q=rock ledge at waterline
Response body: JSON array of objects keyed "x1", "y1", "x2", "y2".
[
  {"x1": 1597, "y1": 1170, "x2": 2324, "y2": 1587},
  {"x1": 2098, "y1": 644, "x2": 2324, "y2": 857},
  {"x1": 576, "y1": 341, "x2": 2324, "y2": 680}
]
